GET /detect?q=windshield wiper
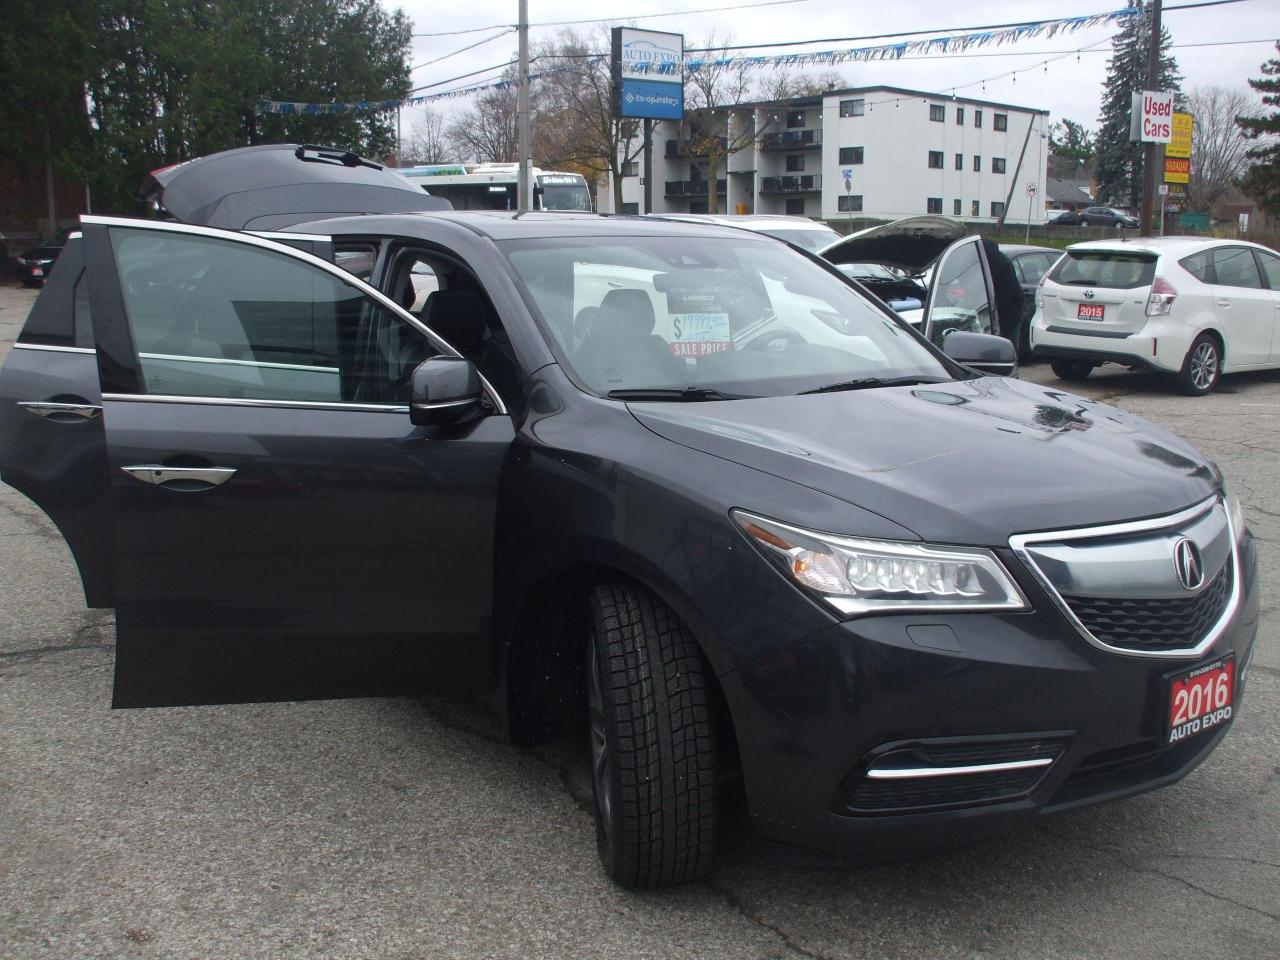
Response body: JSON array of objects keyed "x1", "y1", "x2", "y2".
[
  {"x1": 606, "y1": 387, "x2": 749, "y2": 401},
  {"x1": 797, "y1": 376, "x2": 948, "y2": 395}
]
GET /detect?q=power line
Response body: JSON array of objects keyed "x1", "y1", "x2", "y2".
[
  {"x1": 409, "y1": 59, "x2": 518, "y2": 95},
  {"x1": 411, "y1": 28, "x2": 514, "y2": 72}
]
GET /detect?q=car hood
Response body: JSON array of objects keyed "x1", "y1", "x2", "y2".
[
  {"x1": 140, "y1": 143, "x2": 451, "y2": 229},
  {"x1": 629, "y1": 377, "x2": 1218, "y2": 545},
  {"x1": 817, "y1": 215, "x2": 967, "y2": 272}
]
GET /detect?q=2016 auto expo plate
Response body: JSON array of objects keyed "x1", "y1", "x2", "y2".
[
  {"x1": 1077, "y1": 303, "x2": 1105, "y2": 320},
  {"x1": 1167, "y1": 656, "x2": 1234, "y2": 745}
]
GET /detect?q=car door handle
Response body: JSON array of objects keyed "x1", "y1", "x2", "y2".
[
  {"x1": 1216, "y1": 299, "x2": 1231, "y2": 308},
  {"x1": 18, "y1": 401, "x2": 102, "y2": 420},
  {"x1": 121, "y1": 465, "x2": 237, "y2": 489}
]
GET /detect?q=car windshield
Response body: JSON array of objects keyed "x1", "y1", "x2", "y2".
[
  {"x1": 756, "y1": 227, "x2": 840, "y2": 251},
  {"x1": 501, "y1": 234, "x2": 952, "y2": 397},
  {"x1": 1050, "y1": 250, "x2": 1157, "y2": 289}
]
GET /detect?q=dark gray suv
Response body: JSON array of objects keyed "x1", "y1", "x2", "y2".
[{"x1": 0, "y1": 145, "x2": 1258, "y2": 888}]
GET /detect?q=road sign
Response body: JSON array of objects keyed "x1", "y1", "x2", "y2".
[
  {"x1": 1168, "y1": 112, "x2": 1193, "y2": 159},
  {"x1": 842, "y1": 168, "x2": 852, "y2": 180},
  {"x1": 1158, "y1": 183, "x2": 1170, "y2": 196},
  {"x1": 1024, "y1": 183, "x2": 1038, "y2": 198},
  {"x1": 1240, "y1": 212, "x2": 1250, "y2": 234}
]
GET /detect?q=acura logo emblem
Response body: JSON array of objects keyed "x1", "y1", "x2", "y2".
[
  {"x1": 1173, "y1": 537, "x2": 1204, "y2": 591},
  {"x1": 1083, "y1": 289, "x2": 1096, "y2": 300}
]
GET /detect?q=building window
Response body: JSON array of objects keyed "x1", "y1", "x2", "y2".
[
  {"x1": 971, "y1": 200, "x2": 980, "y2": 216},
  {"x1": 974, "y1": 109, "x2": 983, "y2": 128},
  {"x1": 994, "y1": 113, "x2": 1008, "y2": 131},
  {"x1": 787, "y1": 110, "x2": 805, "y2": 128},
  {"x1": 991, "y1": 201, "x2": 1006, "y2": 217},
  {"x1": 954, "y1": 153, "x2": 963, "y2": 170},
  {"x1": 928, "y1": 151, "x2": 944, "y2": 169},
  {"x1": 621, "y1": 202, "x2": 640, "y2": 215},
  {"x1": 838, "y1": 194, "x2": 863, "y2": 212},
  {"x1": 838, "y1": 146, "x2": 864, "y2": 165},
  {"x1": 621, "y1": 161, "x2": 638, "y2": 177},
  {"x1": 840, "y1": 98, "x2": 865, "y2": 117},
  {"x1": 785, "y1": 198, "x2": 806, "y2": 215},
  {"x1": 992, "y1": 157, "x2": 1007, "y2": 174},
  {"x1": 956, "y1": 107, "x2": 965, "y2": 125},
  {"x1": 973, "y1": 155, "x2": 981, "y2": 172},
  {"x1": 786, "y1": 154, "x2": 805, "y2": 172},
  {"x1": 927, "y1": 197, "x2": 943, "y2": 214},
  {"x1": 953, "y1": 199, "x2": 962, "y2": 216},
  {"x1": 929, "y1": 104, "x2": 945, "y2": 122}
]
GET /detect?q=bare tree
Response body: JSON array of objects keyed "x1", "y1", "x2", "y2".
[
  {"x1": 753, "y1": 67, "x2": 843, "y2": 102},
  {"x1": 1186, "y1": 85, "x2": 1253, "y2": 212},
  {"x1": 678, "y1": 37, "x2": 772, "y2": 214},
  {"x1": 403, "y1": 109, "x2": 451, "y2": 164},
  {"x1": 446, "y1": 70, "x2": 522, "y2": 163},
  {"x1": 534, "y1": 28, "x2": 645, "y2": 212}
]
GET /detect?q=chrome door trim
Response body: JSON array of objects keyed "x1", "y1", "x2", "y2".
[
  {"x1": 412, "y1": 398, "x2": 476, "y2": 411},
  {"x1": 1009, "y1": 494, "x2": 1241, "y2": 660},
  {"x1": 79, "y1": 215, "x2": 508, "y2": 416},
  {"x1": 12, "y1": 343, "x2": 97, "y2": 355},
  {"x1": 865, "y1": 757, "x2": 1054, "y2": 780},
  {"x1": 102, "y1": 392, "x2": 410, "y2": 414},
  {"x1": 138, "y1": 351, "x2": 340, "y2": 374},
  {"x1": 245, "y1": 231, "x2": 333, "y2": 242},
  {"x1": 18, "y1": 401, "x2": 102, "y2": 419},
  {"x1": 122, "y1": 465, "x2": 237, "y2": 487}
]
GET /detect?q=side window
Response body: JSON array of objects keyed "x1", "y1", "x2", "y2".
[
  {"x1": 109, "y1": 228, "x2": 434, "y2": 405},
  {"x1": 1016, "y1": 254, "x2": 1051, "y2": 285},
  {"x1": 1254, "y1": 249, "x2": 1280, "y2": 289},
  {"x1": 334, "y1": 243, "x2": 377, "y2": 283},
  {"x1": 1211, "y1": 247, "x2": 1262, "y2": 289},
  {"x1": 930, "y1": 240, "x2": 994, "y2": 345},
  {"x1": 1180, "y1": 250, "x2": 1214, "y2": 283}
]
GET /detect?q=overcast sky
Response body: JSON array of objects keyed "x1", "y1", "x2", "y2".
[{"x1": 387, "y1": 0, "x2": 1280, "y2": 143}]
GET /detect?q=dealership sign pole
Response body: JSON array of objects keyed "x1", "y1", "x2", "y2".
[{"x1": 612, "y1": 27, "x2": 684, "y2": 215}]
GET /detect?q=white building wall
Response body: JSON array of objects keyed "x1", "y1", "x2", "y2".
[{"x1": 600, "y1": 87, "x2": 1049, "y2": 224}]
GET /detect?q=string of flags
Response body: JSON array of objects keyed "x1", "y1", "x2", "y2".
[{"x1": 258, "y1": 5, "x2": 1139, "y2": 115}]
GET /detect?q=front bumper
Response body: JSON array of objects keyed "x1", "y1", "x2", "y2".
[{"x1": 718, "y1": 531, "x2": 1259, "y2": 860}]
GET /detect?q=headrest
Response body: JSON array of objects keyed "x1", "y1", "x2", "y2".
[
  {"x1": 574, "y1": 305, "x2": 601, "y2": 342},
  {"x1": 598, "y1": 288, "x2": 656, "y2": 336},
  {"x1": 424, "y1": 289, "x2": 487, "y2": 355}
]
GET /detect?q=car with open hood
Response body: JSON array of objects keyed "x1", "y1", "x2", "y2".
[{"x1": 0, "y1": 146, "x2": 1258, "y2": 889}]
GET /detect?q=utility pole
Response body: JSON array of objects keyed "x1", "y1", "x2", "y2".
[
  {"x1": 995, "y1": 114, "x2": 1037, "y2": 232},
  {"x1": 642, "y1": 119, "x2": 653, "y2": 214},
  {"x1": 517, "y1": 0, "x2": 532, "y2": 212},
  {"x1": 1139, "y1": 0, "x2": 1163, "y2": 234}
]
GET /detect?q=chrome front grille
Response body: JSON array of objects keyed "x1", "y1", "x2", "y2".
[
  {"x1": 1062, "y1": 560, "x2": 1233, "y2": 652},
  {"x1": 1010, "y1": 495, "x2": 1240, "y2": 659}
]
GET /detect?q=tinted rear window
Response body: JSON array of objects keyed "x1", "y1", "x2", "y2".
[{"x1": 1049, "y1": 251, "x2": 1157, "y2": 289}]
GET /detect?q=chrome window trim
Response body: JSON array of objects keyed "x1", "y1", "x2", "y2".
[
  {"x1": 80, "y1": 214, "x2": 508, "y2": 416},
  {"x1": 1009, "y1": 494, "x2": 1241, "y2": 659},
  {"x1": 12, "y1": 343, "x2": 97, "y2": 355},
  {"x1": 866, "y1": 757, "x2": 1054, "y2": 781},
  {"x1": 103, "y1": 392, "x2": 409, "y2": 414},
  {"x1": 245, "y1": 231, "x2": 332, "y2": 242},
  {"x1": 138, "y1": 351, "x2": 340, "y2": 374}
]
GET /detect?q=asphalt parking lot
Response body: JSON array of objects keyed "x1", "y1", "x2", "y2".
[{"x1": 0, "y1": 280, "x2": 1277, "y2": 960}]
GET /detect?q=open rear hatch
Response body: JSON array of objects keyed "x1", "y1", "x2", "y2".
[{"x1": 140, "y1": 144, "x2": 451, "y2": 230}]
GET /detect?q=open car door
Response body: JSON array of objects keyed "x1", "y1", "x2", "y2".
[
  {"x1": 79, "y1": 216, "x2": 513, "y2": 708},
  {"x1": 921, "y1": 235, "x2": 999, "y2": 349}
]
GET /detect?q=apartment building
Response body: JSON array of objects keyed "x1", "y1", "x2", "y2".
[{"x1": 600, "y1": 85, "x2": 1051, "y2": 224}]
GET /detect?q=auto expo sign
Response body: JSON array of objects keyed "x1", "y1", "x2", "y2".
[
  {"x1": 1139, "y1": 90, "x2": 1174, "y2": 143},
  {"x1": 612, "y1": 27, "x2": 685, "y2": 121}
]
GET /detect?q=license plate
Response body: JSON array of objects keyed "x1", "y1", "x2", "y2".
[
  {"x1": 1167, "y1": 656, "x2": 1234, "y2": 745},
  {"x1": 1077, "y1": 303, "x2": 1105, "y2": 320},
  {"x1": 31, "y1": 267, "x2": 44, "y2": 278}
]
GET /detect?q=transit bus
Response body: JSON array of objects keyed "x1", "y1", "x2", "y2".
[{"x1": 401, "y1": 163, "x2": 593, "y2": 212}]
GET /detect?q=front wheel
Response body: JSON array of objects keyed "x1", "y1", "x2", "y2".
[
  {"x1": 1178, "y1": 334, "x2": 1221, "y2": 396},
  {"x1": 586, "y1": 582, "x2": 718, "y2": 888}
]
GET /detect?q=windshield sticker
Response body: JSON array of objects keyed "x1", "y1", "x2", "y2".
[{"x1": 670, "y1": 313, "x2": 732, "y2": 357}]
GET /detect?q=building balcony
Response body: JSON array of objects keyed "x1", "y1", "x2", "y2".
[
  {"x1": 759, "y1": 129, "x2": 823, "y2": 151},
  {"x1": 664, "y1": 179, "x2": 728, "y2": 197},
  {"x1": 759, "y1": 175, "x2": 822, "y2": 194}
]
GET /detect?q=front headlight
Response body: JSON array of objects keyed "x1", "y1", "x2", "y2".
[{"x1": 733, "y1": 510, "x2": 1029, "y2": 617}]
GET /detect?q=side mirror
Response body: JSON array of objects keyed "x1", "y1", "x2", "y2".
[
  {"x1": 409, "y1": 356, "x2": 486, "y2": 426},
  {"x1": 942, "y1": 331, "x2": 1018, "y2": 378}
]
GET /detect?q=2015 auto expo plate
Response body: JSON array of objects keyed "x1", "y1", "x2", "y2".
[
  {"x1": 1077, "y1": 303, "x2": 1105, "y2": 320},
  {"x1": 1167, "y1": 656, "x2": 1234, "y2": 745}
]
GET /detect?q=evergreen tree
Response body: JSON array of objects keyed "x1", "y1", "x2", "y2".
[
  {"x1": 1238, "y1": 42, "x2": 1280, "y2": 215},
  {"x1": 1094, "y1": 3, "x2": 1181, "y2": 209}
]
